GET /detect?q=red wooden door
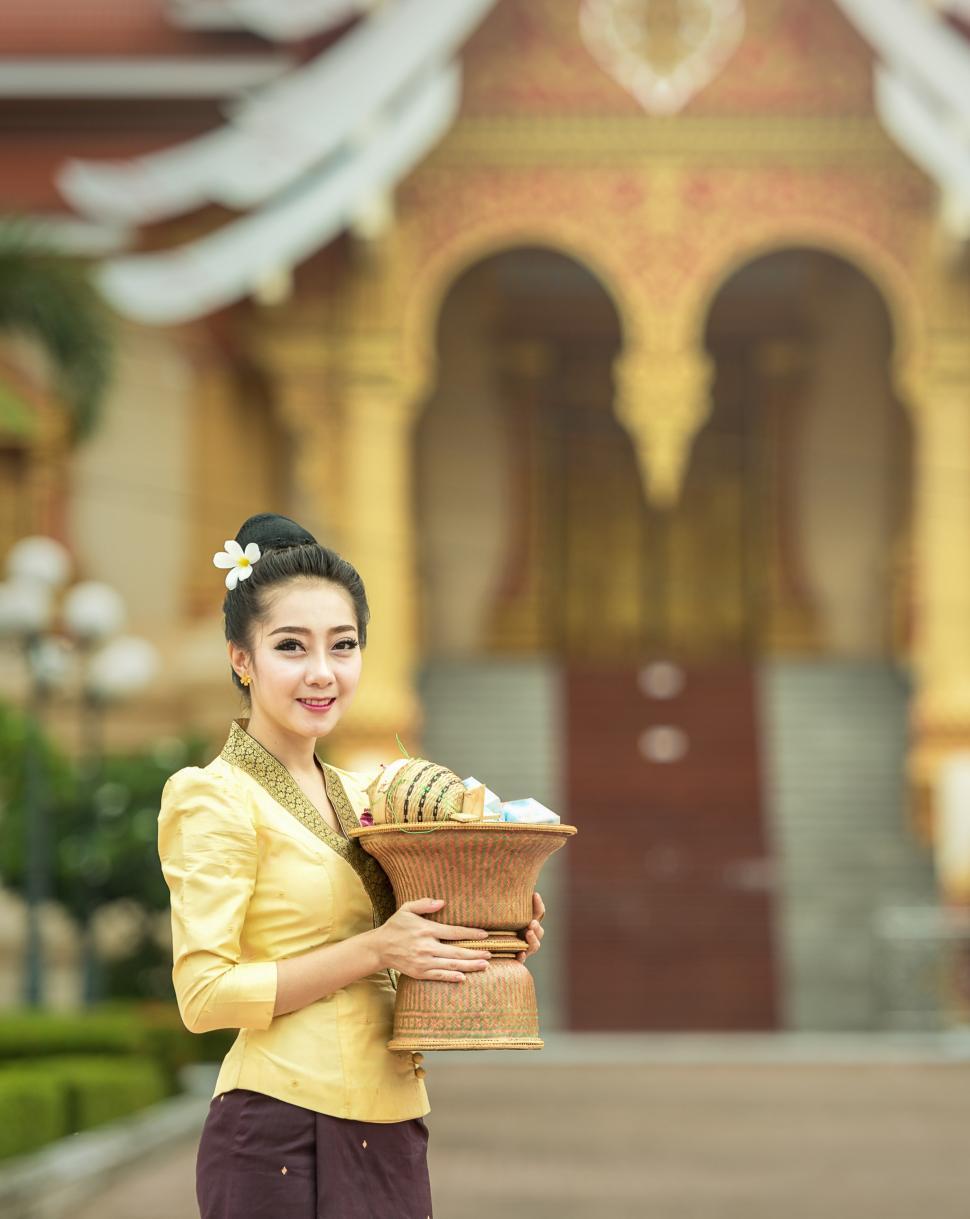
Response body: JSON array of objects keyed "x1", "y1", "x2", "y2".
[{"x1": 565, "y1": 661, "x2": 780, "y2": 1030}]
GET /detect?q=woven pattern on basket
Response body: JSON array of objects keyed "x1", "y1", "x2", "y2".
[
  {"x1": 391, "y1": 958, "x2": 542, "y2": 1049},
  {"x1": 359, "y1": 823, "x2": 571, "y2": 930},
  {"x1": 366, "y1": 757, "x2": 466, "y2": 824}
]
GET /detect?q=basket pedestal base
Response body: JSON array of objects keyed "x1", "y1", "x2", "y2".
[{"x1": 388, "y1": 950, "x2": 543, "y2": 1051}]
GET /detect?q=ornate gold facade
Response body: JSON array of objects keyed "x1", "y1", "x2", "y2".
[{"x1": 22, "y1": 1, "x2": 961, "y2": 892}]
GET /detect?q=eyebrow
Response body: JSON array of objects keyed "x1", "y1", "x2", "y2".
[{"x1": 269, "y1": 625, "x2": 358, "y2": 636}]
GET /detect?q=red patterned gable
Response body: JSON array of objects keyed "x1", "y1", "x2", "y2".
[{"x1": 460, "y1": 0, "x2": 875, "y2": 119}]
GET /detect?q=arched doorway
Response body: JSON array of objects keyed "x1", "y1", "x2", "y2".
[
  {"x1": 695, "y1": 247, "x2": 934, "y2": 1030},
  {"x1": 413, "y1": 245, "x2": 631, "y2": 659},
  {"x1": 701, "y1": 246, "x2": 912, "y2": 660}
]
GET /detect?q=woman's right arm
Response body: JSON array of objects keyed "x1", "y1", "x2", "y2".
[
  {"x1": 158, "y1": 768, "x2": 279, "y2": 1034},
  {"x1": 273, "y1": 898, "x2": 493, "y2": 1018}
]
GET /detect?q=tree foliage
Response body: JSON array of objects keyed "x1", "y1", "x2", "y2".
[
  {"x1": 0, "y1": 700, "x2": 211, "y2": 996},
  {"x1": 0, "y1": 219, "x2": 114, "y2": 441}
]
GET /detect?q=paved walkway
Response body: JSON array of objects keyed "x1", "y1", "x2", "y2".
[{"x1": 74, "y1": 1047, "x2": 970, "y2": 1219}]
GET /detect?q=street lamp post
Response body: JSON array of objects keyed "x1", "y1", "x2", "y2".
[
  {"x1": 0, "y1": 537, "x2": 159, "y2": 1008},
  {"x1": 63, "y1": 579, "x2": 126, "y2": 1005},
  {"x1": 64, "y1": 585, "x2": 159, "y2": 1005},
  {"x1": 0, "y1": 537, "x2": 71, "y2": 1006}
]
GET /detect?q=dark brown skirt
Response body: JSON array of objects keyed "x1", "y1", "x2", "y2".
[{"x1": 196, "y1": 1088, "x2": 433, "y2": 1219}]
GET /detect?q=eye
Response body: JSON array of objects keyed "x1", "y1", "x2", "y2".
[
  {"x1": 275, "y1": 639, "x2": 304, "y2": 651},
  {"x1": 335, "y1": 638, "x2": 359, "y2": 651}
]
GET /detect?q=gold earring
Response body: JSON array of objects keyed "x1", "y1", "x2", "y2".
[{"x1": 240, "y1": 673, "x2": 251, "y2": 686}]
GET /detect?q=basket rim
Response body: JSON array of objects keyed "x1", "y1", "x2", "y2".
[{"x1": 347, "y1": 822, "x2": 577, "y2": 839}]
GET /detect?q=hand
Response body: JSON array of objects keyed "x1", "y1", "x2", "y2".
[
  {"x1": 373, "y1": 898, "x2": 492, "y2": 983},
  {"x1": 516, "y1": 891, "x2": 545, "y2": 963}
]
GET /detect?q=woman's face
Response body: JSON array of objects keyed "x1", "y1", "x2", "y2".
[{"x1": 228, "y1": 578, "x2": 362, "y2": 741}]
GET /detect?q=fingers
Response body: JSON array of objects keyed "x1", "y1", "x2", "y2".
[
  {"x1": 405, "y1": 899, "x2": 488, "y2": 939},
  {"x1": 431, "y1": 956, "x2": 489, "y2": 973},
  {"x1": 416, "y1": 958, "x2": 489, "y2": 983},
  {"x1": 517, "y1": 923, "x2": 543, "y2": 961},
  {"x1": 443, "y1": 944, "x2": 492, "y2": 960},
  {"x1": 401, "y1": 898, "x2": 446, "y2": 915}
]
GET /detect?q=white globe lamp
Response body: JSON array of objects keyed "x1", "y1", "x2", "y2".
[
  {"x1": 87, "y1": 636, "x2": 160, "y2": 701},
  {"x1": 0, "y1": 579, "x2": 55, "y2": 637},
  {"x1": 6, "y1": 536, "x2": 71, "y2": 589},
  {"x1": 63, "y1": 581, "x2": 127, "y2": 643}
]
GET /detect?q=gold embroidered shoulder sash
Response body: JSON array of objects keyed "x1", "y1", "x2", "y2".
[{"x1": 220, "y1": 718, "x2": 395, "y2": 926}]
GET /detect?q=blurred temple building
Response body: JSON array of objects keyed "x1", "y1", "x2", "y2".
[{"x1": 2, "y1": 0, "x2": 970, "y2": 1032}]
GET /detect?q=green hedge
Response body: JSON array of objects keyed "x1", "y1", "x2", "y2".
[
  {"x1": 0, "y1": 1002, "x2": 238, "y2": 1162},
  {"x1": 0, "y1": 1009, "x2": 144, "y2": 1061},
  {"x1": 0, "y1": 1055, "x2": 169, "y2": 1161},
  {"x1": 0, "y1": 1003, "x2": 237, "y2": 1088},
  {"x1": 38, "y1": 1054, "x2": 169, "y2": 1132},
  {"x1": 0, "y1": 1067, "x2": 67, "y2": 1160}
]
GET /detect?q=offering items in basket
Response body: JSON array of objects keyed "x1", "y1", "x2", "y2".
[
  {"x1": 365, "y1": 757, "x2": 562, "y2": 825},
  {"x1": 497, "y1": 797, "x2": 560, "y2": 824},
  {"x1": 365, "y1": 757, "x2": 475, "y2": 824},
  {"x1": 462, "y1": 777, "x2": 560, "y2": 824},
  {"x1": 461, "y1": 777, "x2": 504, "y2": 820}
]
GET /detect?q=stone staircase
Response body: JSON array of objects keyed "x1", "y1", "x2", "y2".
[{"x1": 758, "y1": 660, "x2": 941, "y2": 1030}]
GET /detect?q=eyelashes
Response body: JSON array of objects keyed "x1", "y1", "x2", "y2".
[{"x1": 275, "y1": 638, "x2": 359, "y2": 652}]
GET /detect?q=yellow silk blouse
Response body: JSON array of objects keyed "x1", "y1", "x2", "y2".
[{"x1": 157, "y1": 717, "x2": 429, "y2": 1123}]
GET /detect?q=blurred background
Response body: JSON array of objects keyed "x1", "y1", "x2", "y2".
[{"x1": 1, "y1": 1, "x2": 970, "y2": 1216}]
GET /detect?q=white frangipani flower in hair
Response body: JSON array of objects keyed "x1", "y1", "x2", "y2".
[{"x1": 212, "y1": 539, "x2": 261, "y2": 589}]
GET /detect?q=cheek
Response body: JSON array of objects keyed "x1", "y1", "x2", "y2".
[
  {"x1": 342, "y1": 655, "x2": 363, "y2": 686},
  {"x1": 263, "y1": 652, "x2": 299, "y2": 687}
]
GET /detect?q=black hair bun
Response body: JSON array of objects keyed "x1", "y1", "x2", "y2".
[{"x1": 235, "y1": 512, "x2": 317, "y2": 553}]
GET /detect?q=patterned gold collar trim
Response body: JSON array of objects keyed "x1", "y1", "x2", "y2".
[{"x1": 219, "y1": 718, "x2": 395, "y2": 927}]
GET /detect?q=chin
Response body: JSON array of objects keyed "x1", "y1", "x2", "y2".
[{"x1": 288, "y1": 704, "x2": 344, "y2": 737}]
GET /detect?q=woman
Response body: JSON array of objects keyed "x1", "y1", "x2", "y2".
[{"x1": 157, "y1": 511, "x2": 545, "y2": 1219}]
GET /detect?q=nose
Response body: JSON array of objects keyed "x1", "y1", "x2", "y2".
[{"x1": 306, "y1": 648, "x2": 336, "y2": 687}]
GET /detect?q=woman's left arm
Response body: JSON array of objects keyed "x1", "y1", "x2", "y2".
[{"x1": 515, "y1": 891, "x2": 546, "y2": 963}]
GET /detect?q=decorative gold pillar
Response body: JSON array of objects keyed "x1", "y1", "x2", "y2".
[
  {"x1": 250, "y1": 317, "x2": 344, "y2": 553},
  {"x1": 335, "y1": 333, "x2": 423, "y2": 765},
  {"x1": 613, "y1": 344, "x2": 713, "y2": 508},
  {"x1": 257, "y1": 312, "x2": 423, "y2": 766},
  {"x1": 907, "y1": 276, "x2": 970, "y2": 867}
]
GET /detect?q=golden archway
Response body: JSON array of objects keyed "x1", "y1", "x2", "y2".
[
  {"x1": 683, "y1": 218, "x2": 926, "y2": 409},
  {"x1": 398, "y1": 222, "x2": 637, "y2": 410}
]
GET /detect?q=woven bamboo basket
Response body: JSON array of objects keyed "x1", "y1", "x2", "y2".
[{"x1": 348, "y1": 821, "x2": 577, "y2": 1050}]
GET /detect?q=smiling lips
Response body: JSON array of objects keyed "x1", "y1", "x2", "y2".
[{"x1": 298, "y1": 697, "x2": 336, "y2": 711}]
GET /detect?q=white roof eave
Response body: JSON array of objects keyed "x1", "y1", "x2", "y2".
[
  {"x1": 875, "y1": 66, "x2": 970, "y2": 216},
  {"x1": 95, "y1": 62, "x2": 461, "y2": 326},
  {"x1": 0, "y1": 55, "x2": 293, "y2": 98},
  {"x1": 168, "y1": 0, "x2": 373, "y2": 40},
  {"x1": 834, "y1": 0, "x2": 970, "y2": 126},
  {"x1": 57, "y1": 0, "x2": 495, "y2": 225}
]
